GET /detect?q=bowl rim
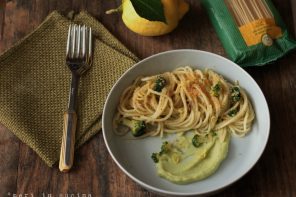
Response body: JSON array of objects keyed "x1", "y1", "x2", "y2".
[{"x1": 102, "y1": 49, "x2": 270, "y2": 196}]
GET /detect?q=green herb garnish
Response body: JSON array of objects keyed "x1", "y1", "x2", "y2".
[
  {"x1": 159, "y1": 141, "x2": 169, "y2": 155},
  {"x1": 151, "y1": 141, "x2": 169, "y2": 163},
  {"x1": 192, "y1": 135, "x2": 203, "y2": 148},
  {"x1": 151, "y1": 152, "x2": 159, "y2": 163},
  {"x1": 231, "y1": 86, "x2": 241, "y2": 102},
  {"x1": 211, "y1": 82, "x2": 221, "y2": 97},
  {"x1": 228, "y1": 109, "x2": 238, "y2": 117},
  {"x1": 154, "y1": 76, "x2": 167, "y2": 92}
]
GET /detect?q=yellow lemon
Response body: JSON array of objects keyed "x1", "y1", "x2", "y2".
[{"x1": 121, "y1": 0, "x2": 189, "y2": 36}]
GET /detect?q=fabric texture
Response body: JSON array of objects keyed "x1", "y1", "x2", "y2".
[{"x1": 0, "y1": 11, "x2": 138, "y2": 167}]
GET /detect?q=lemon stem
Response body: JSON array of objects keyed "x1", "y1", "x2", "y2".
[{"x1": 106, "y1": 5, "x2": 123, "y2": 14}]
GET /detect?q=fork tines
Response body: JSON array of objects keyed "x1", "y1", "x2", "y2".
[{"x1": 66, "y1": 24, "x2": 92, "y2": 64}]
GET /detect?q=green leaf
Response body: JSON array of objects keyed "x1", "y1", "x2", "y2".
[{"x1": 130, "y1": 0, "x2": 166, "y2": 23}]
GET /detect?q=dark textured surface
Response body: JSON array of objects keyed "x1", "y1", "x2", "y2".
[{"x1": 0, "y1": 0, "x2": 296, "y2": 196}]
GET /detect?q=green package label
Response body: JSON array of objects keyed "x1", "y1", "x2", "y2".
[{"x1": 202, "y1": 0, "x2": 296, "y2": 67}]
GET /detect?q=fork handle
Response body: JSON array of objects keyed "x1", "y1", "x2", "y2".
[
  {"x1": 59, "y1": 73, "x2": 79, "y2": 172},
  {"x1": 59, "y1": 110, "x2": 77, "y2": 172}
]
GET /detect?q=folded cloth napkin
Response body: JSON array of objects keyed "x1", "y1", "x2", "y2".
[{"x1": 0, "y1": 11, "x2": 138, "y2": 167}]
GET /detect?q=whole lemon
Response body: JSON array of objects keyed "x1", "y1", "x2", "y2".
[{"x1": 121, "y1": 0, "x2": 189, "y2": 36}]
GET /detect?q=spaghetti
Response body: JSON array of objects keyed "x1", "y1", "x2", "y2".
[
  {"x1": 226, "y1": 0, "x2": 273, "y2": 26},
  {"x1": 114, "y1": 66, "x2": 255, "y2": 138}
]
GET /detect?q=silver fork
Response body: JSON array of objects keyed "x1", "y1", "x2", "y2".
[{"x1": 59, "y1": 24, "x2": 93, "y2": 172}]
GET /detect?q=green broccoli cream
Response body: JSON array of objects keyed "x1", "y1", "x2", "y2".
[{"x1": 152, "y1": 131, "x2": 230, "y2": 184}]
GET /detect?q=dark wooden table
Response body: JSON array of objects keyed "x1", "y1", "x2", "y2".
[{"x1": 1, "y1": 0, "x2": 296, "y2": 196}]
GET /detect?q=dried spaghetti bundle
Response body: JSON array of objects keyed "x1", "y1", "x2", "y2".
[{"x1": 202, "y1": 0, "x2": 296, "y2": 67}]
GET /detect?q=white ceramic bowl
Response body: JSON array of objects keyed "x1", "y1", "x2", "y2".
[{"x1": 102, "y1": 50, "x2": 270, "y2": 196}]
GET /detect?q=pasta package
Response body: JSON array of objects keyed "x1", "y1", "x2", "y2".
[{"x1": 202, "y1": 0, "x2": 296, "y2": 67}]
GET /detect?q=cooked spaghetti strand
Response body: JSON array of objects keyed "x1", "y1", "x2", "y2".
[{"x1": 114, "y1": 67, "x2": 255, "y2": 138}]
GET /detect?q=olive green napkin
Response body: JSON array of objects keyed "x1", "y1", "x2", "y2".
[{"x1": 0, "y1": 11, "x2": 138, "y2": 167}]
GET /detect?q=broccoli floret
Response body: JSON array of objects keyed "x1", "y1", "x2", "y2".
[
  {"x1": 211, "y1": 82, "x2": 221, "y2": 97},
  {"x1": 151, "y1": 152, "x2": 159, "y2": 163},
  {"x1": 151, "y1": 141, "x2": 169, "y2": 163},
  {"x1": 192, "y1": 134, "x2": 212, "y2": 147},
  {"x1": 231, "y1": 86, "x2": 241, "y2": 102},
  {"x1": 228, "y1": 109, "x2": 238, "y2": 117},
  {"x1": 191, "y1": 135, "x2": 208, "y2": 148},
  {"x1": 192, "y1": 135, "x2": 204, "y2": 148},
  {"x1": 121, "y1": 118, "x2": 146, "y2": 137},
  {"x1": 159, "y1": 141, "x2": 169, "y2": 155},
  {"x1": 154, "y1": 76, "x2": 166, "y2": 92}
]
